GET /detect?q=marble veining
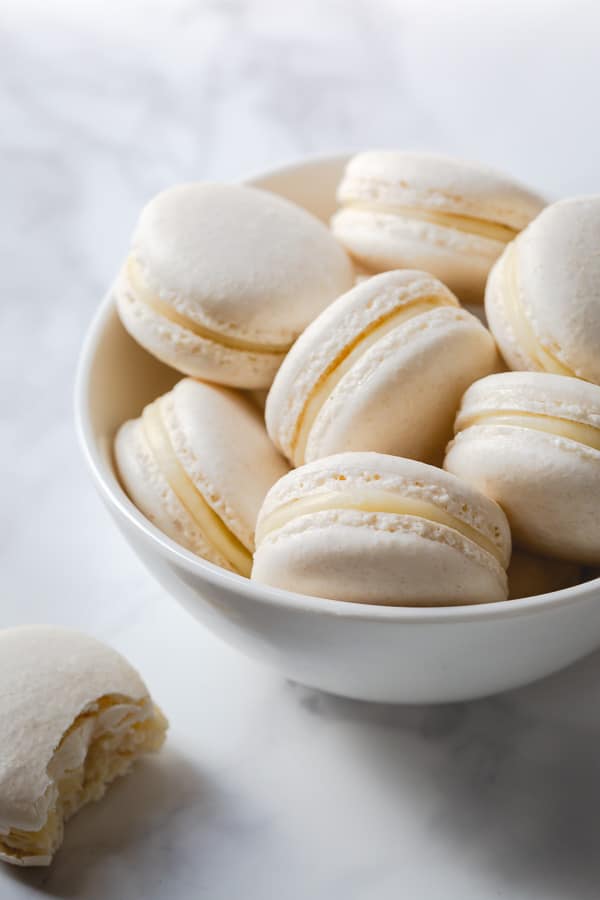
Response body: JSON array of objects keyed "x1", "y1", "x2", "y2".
[{"x1": 3, "y1": 1, "x2": 600, "y2": 897}]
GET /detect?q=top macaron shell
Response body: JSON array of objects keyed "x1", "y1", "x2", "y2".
[
  {"x1": 116, "y1": 183, "x2": 354, "y2": 388},
  {"x1": 445, "y1": 372, "x2": 600, "y2": 563},
  {"x1": 331, "y1": 151, "x2": 545, "y2": 303},
  {"x1": 252, "y1": 452, "x2": 511, "y2": 606},
  {"x1": 265, "y1": 270, "x2": 500, "y2": 467},
  {"x1": 0, "y1": 627, "x2": 150, "y2": 833},
  {"x1": 485, "y1": 196, "x2": 600, "y2": 384},
  {"x1": 337, "y1": 151, "x2": 544, "y2": 227}
]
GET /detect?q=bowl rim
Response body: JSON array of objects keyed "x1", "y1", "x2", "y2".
[{"x1": 75, "y1": 152, "x2": 600, "y2": 626}]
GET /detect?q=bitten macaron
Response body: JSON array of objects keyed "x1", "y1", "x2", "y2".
[
  {"x1": 485, "y1": 195, "x2": 600, "y2": 384},
  {"x1": 252, "y1": 452, "x2": 511, "y2": 606},
  {"x1": 115, "y1": 378, "x2": 289, "y2": 574},
  {"x1": 445, "y1": 372, "x2": 600, "y2": 563},
  {"x1": 331, "y1": 151, "x2": 545, "y2": 303},
  {"x1": 266, "y1": 270, "x2": 500, "y2": 467},
  {"x1": 0, "y1": 626, "x2": 167, "y2": 866},
  {"x1": 116, "y1": 183, "x2": 354, "y2": 388}
]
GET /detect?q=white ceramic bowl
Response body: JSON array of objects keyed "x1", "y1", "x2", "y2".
[{"x1": 75, "y1": 155, "x2": 600, "y2": 704}]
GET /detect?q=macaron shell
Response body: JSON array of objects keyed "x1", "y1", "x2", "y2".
[
  {"x1": 0, "y1": 627, "x2": 150, "y2": 832},
  {"x1": 115, "y1": 276, "x2": 284, "y2": 388},
  {"x1": 265, "y1": 269, "x2": 459, "y2": 461},
  {"x1": 331, "y1": 206, "x2": 504, "y2": 303},
  {"x1": 445, "y1": 425, "x2": 600, "y2": 563},
  {"x1": 252, "y1": 508, "x2": 507, "y2": 606},
  {"x1": 337, "y1": 151, "x2": 546, "y2": 228},
  {"x1": 304, "y1": 306, "x2": 500, "y2": 465},
  {"x1": 515, "y1": 196, "x2": 600, "y2": 383},
  {"x1": 115, "y1": 418, "x2": 233, "y2": 568},
  {"x1": 130, "y1": 182, "x2": 354, "y2": 346},
  {"x1": 162, "y1": 379, "x2": 288, "y2": 550}
]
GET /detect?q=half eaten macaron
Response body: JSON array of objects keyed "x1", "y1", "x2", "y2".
[{"x1": 0, "y1": 626, "x2": 167, "y2": 867}]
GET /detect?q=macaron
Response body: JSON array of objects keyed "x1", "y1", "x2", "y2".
[
  {"x1": 444, "y1": 372, "x2": 600, "y2": 563},
  {"x1": 485, "y1": 196, "x2": 600, "y2": 384},
  {"x1": 115, "y1": 378, "x2": 289, "y2": 574},
  {"x1": 507, "y1": 549, "x2": 582, "y2": 601},
  {"x1": 265, "y1": 270, "x2": 500, "y2": 467},
  {"x1": 252, "y1": 452, "x2": 511, "y2": 606},
  {"x1": 331, "y1": 151, "x2": 545, "y2": 303},
  {"x1": 0, "y1": 626, "x2": 167, "y2": 866},
  {"x1": 116, "y1": 183, "x2": 354, "y2": 388}
]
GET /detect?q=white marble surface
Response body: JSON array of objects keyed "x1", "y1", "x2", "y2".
[{"x1": 3, "y1": 0, "x2": 600, "y2": 896}]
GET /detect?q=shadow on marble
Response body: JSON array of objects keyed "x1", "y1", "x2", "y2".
[
  {"x1": 289, "y1": 647, "x2": 600, "y2": 900},
  {"x1": 4, "y1": 746, "x2": 206, "y2": 898}
]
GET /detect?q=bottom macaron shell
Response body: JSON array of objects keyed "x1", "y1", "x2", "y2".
[
  {"x1": 115, "y1": 283, "x2": 284, "y2": 389},
  {"x1": 445, "y1": 426, "x2": 600, "y2": 564},
  {"x1": 252, "y1": 508, "x2": 507, "y2": 606},
  {"x1": 303, "y1": 307, "x2": 499, "y2": 466},
  {"x1": 331, "y1": 209, "x2": 502, "y2": 304}
]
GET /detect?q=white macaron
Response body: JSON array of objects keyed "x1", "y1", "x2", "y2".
[
  {"x1": 331, "y1": 151, "x2": 545, "y2": 303},
  {"x1": 116, "y1": 183, "x2": 354, "y2": 388},
  {"x1": 507, "y1": 549, "x2": 582, "y2": 601},
  {"x1": 115, "y1": 378, "x2": 289, "y2": 574},
  {"x1": 444, "y1": 372, "x2": 600, "y2": 563},
  {"x1": 0, "y1": 626, "x2": 167, "y2": 867},
  {"x1": 485, "y1": 195, "x2": 600, "y2": 384},
  {"x1": 252, "y1": 452, "x2": 511, "y2": 606},
  {"x1": 265, "y1": 270, "x2": 500, "y2": 467}
]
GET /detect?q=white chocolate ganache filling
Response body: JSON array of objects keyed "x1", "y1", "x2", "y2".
[
  {"x1": 256, "y1": 488, "x2": 504, "y2": 564},
  {"x1": 346, "y1": 204, "x2": 518, "y2": 243},
  {"x1": 460, "y1": 410, "x2": 600, "y2": 451}
]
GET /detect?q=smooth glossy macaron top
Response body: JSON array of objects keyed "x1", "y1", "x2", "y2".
[
  {"x1": 445, "y1": 371, "x2": 600, "y2": 563},
  {"x1": 331, "y1": 151, "x2": 545, "y2": 303},
  {"x1": 0, "y1": 626, "x2": 166, "y2": 865},
  {"x1": 265, "y1": 269, "x2": 500, "y2": 467},
  {"x1": 116, "y1": 183, "x2": 354, "y2": 388},
  {"x1": 252, "y1": 452, "x2": 511, "y2": 606},
  {"x1": 115, "y1": 378, "x2": 289, "y2": 575},
  {"x1": 485, "y1": 195, "x2": 600, "y2": 384}
]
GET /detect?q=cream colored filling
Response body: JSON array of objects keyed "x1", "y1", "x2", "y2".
[
  {"x1": 256, "y1": 488, "x2": 504, "y2": 565},
  {"x1": 349, "y1": 204, "x2": 518, "y2": 242},
  {"x1": 502, "y1": 244, "x2": 576, "y2": 377},
  {"x1": 127, "y1": 257, "x2": 289, "y2": 354},
  {"x1": 142, "y1": 400, "x2": 253, "y2": 576},
  {"x1": 462, "y1": 411, "x2": 600, "y2": 450},
  {"x1": 0, "y1": 697, "x2": 167, "y2": 865},
  {"x1": 291, "y1": 297, "x2": 453, "y2": 466}
]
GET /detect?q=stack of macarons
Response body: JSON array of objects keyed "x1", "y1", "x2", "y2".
[{"x1": 113, "y1": 152, "x2": 600, "y2": 607}]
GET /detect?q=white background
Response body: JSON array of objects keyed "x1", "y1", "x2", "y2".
[{"x1": 2, "y1": 1, "x2": 600, "y2": 897}]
